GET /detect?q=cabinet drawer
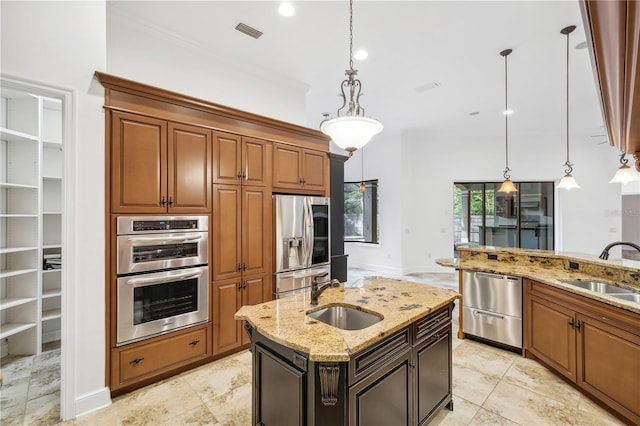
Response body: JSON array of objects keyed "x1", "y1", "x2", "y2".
[
  {"x1": 348, "y1": 327, "x2": 411, "y2": 385},
  {"x1": 117, "y1": 326, "x2": 210, "y2": 383},
  {"x1": 414, "y1": 306, "x2": 451, "y2": 344}
]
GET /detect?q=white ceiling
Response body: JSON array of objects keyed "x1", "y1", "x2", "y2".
[{"x1": 107, "y1": 0, "x2": 606, "y2": 143}]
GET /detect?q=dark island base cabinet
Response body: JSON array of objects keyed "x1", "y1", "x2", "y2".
[{"x1": 250, "y1": 304, "x2": 454, "y2": 426}]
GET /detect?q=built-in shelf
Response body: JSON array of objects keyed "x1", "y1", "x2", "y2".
[
  {"x1": 43, "y1": 141, "x2": 62, "y2": 149},
  {"x1": 0, "y1": 268, "x2": 38, "y2": 279},
  {"x1": 0, "y1": 297, "x2": 38, "y2": 310},
  {"x1": 0, "y1": 127, "x2": 38, "y2": 143},
  {"x1": 42, "y1": 244, "x2": 62, "y2": 250},
  {"x1": 42, "y1": 309, "x2": 62, "y2": 321},
  {"x1": 0, "y1": 323, "x2": 37, "y2": 340},
  {"x1": 0, "y1": 182, "x2": 38, "y2": 190},
  {"x1": 43, "y1": 211, "x2": 62, "y2": 215},
  {"x1": 0, "y1": 246, "x2": 38, "y2": 254},
  {"x1": 0, "y1": 213, "x2": 39, "y2": 218},
  {"x1": 42, "y1": 289, "x2": 62, "y2": 299}
]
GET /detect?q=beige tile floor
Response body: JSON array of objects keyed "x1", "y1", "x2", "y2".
[{"x1": 1, "y1": 270, "x2": 628, "y2": 425}]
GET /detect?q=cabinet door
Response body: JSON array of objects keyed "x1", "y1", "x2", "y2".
[
  {"x1": 212, "y1": 185, "x2": 242, "y2": 281},
  {"x1": 254, "y1": 344, "x2": 306, "y2": 426},
  {"x1": 577, "y1": 314, "x2": 640, "y2": 422},
  {"x1": 301, "y1": 149, "x2": 327, "y2": 192},
  {"x1": 241, "y1": 274, "x2": 267, "y2": 345},
  {"x1": 242, "y1": 187, "x2": 271, "y2": 277},
  {"x1": 167, "y1": 123, "x2": 211, "y2": 212},
  {"x1": 415, "y1": 328, "x2": 452, "y2": 425},
  {"x1": 111, "y1": 111, "x2": 167, "y2": 213},
  {"x1": 526, "y1": 294, "x2": 576, "y2": 381},
  {"x1": 242, "y1": 137, "x2": 270, "y2": 186},
  {"x1": 349, "y1": 349, "x2": 412, "y2": 426},
  {"x1": 273, "y1": 143, "x2": 302, "y2": 189},
  {"x1": 212, "y1": 279, "x2": 243, "y2": 355},
  {"x1": 212, "y1": 131, "x2": 242, "y2": 184}
]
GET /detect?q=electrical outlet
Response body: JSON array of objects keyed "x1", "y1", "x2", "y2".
[
  {"x1": 488, "y1": 254, "x2": 498, "y2": 260},
  {"x1": 569, "y1": 261, "x2": 579, "y2": 270}
]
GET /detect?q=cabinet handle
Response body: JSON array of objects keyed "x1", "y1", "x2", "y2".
[
  {"x1": 242, "y1": 172, "x2": 247, "y2": 179},
  {"x1": 161, "y1": 196, "x2": 167, "y2": 206},
  {"x1": 237, "y1": 171, "x2": 243, "y2": 180},
  {"x1": 242, "y1": 282, "x2": 247, "y2": 289},
  {"x1": 237, "y1": 263, "x2": 243, "y2": 272},
  {"x1": 569, "y1": 318, "x2": 576, "y2": 329},
  {"x1": 242, "y1": 263, "x2": 247, "y2": 271},
  {"x1": 189, "y1": 340, "x2": 200, "y2": 347},
  {"x1": 129, "y1": 357, "x2": 144, "y2": 365},
  {"x1": 575, "y1": 320, "x2": 581, "y2": 331},
  {"x1": 237, "y1": 282, "x2": 242, "y2": 291},
  {"x1": 299, "y1": 177, "x2": 305, "y2": 185},
  {"x1": 168, "y1": 196, "x2": 174, "y2": 207}
]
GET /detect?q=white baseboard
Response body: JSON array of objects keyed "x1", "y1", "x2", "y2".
[
  {"x1": 73, "y1": 387, "x2": 111, "y2": 419},
  {"x1": 401, "y1": 265, "x2": 455, "y2": 275},
  {"x1": 348, "y1": 262, "x2": 404, "y2": 277}
]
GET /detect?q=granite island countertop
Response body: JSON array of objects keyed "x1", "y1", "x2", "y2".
[
  {"x1": 235, "y1": 277, "x2": 460, "y2": 362},
  {"x1": 443, "y1": 246, "x2": 640, "y2": 315}
]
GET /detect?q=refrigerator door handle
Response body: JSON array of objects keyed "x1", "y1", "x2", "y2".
[{"x1": 303, "y1": 197, "x2": 314, "y2": 267}]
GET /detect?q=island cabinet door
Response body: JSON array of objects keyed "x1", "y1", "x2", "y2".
[
  {"x1": 414, "y1": 325, "x2": 452, "y2": 425},
  {"x1": 254, "y1": 344, "x2": 306, "y2": 426},
  {"x1": 348, "y1": 349, "x2": 413, "y2": 426}
]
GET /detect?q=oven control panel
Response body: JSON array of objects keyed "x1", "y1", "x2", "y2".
[
  {"x1": 117, "y1": 216, "x2": 209, "y2": 235},
  {"x1": 132, "y1": 219, "x2": 198, "y2": 232}
]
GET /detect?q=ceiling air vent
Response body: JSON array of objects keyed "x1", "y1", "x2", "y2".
[{"x1": 235, "y1": 22, "x2": 263, "y2": 39}]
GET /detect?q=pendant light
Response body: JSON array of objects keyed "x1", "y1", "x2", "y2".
[
  {"x1": 557, "y1": 25, "x2": 580, "y2": 190},
  {"x1": 497, "y1": 49, "x2": 518, "y2": 194},
  {"x1": 359, "y1": 148, "x2": 366, "y2": 192},
  {"x1": 320, "y1": 0, "x2": 383, "y2": 156},
  {"x1": 609, "y1": 152, "x2": 640, "y2": 184}
]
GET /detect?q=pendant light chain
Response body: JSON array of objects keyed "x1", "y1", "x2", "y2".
[
  {"x1": 563, "y1": 26, "x2": 573, "y2": 174},
  {"x1": 349, "y1": 0, "x2": 354, "y2": 71},
  {"x1": 501, "y1": 49, "x2": 512, "y2": 180}
]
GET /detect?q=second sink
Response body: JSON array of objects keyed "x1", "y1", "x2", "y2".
[
  {"x1": 558, "y1": 279, "x2": 633, "y2": 294},
  {"x1": 307, "y1": 305, "x2": 383, "y2": 331}
]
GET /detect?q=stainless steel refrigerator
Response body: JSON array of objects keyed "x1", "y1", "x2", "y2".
[{"x1": 273, "y1": 195, "x2": 331, "y2": 298}]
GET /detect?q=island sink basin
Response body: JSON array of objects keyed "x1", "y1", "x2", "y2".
[
  {"x1": 558, "y1": 279, "x2": 633, "y2": 294},
  {"x1": 307, "y1": 305, "x2": 383, "y2": 330},
  {"x1": 609, "y1": 293, "x2": 640, "y2": 303}
]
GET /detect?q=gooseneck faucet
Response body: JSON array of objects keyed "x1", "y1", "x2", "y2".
[
  {"x1": 310, "y1": 273, "x2": 340, "y2": 305},
  {"x1": 598, "y1": 241, "x2": 640, "y2": 260}
]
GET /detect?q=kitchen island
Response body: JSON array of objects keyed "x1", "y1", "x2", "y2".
[{"x1": 235, "y1": 277, "x2": 459, "y2": 426}]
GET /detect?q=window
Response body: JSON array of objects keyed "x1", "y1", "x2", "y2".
[
  {"x1": 453, "y1": 181, "x2": 554, "y2": 253},
  {"x1": 344, "y1": 180, "x2": 379, "y2": 243}
]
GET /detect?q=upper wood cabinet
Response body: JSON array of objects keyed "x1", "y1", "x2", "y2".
[
  {"x1": 111, "y1": 111, "x2": 211, "y2": 213},
  {"x1": 212, "y1": 131, "x2": 270, "y2": 186},
  {"x1": 273, "y1": 143, "x2": 328, "y2": 193}
]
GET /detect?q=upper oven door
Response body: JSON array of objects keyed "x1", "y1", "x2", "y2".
[{"x1": 117, "y1": 231, "x2": 208, "y2": 275}]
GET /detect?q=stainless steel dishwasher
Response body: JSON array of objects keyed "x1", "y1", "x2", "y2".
[{"x1": 462, "y1": 271, "x2": 522, "y2": 349}]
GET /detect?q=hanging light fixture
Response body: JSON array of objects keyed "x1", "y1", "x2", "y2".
[
  {"x1": 359, "y1": 148, "x2": 366, "y2": 192},
  {"x1": 609, "y1": 152, "x2": 640, "y2": 184},
  {"x1": 497, "y1": 49, "x2": 518, "y2": 194},
  {"x1": 320, "y1": 0, "x2": 383, "y2": 156},
  {"x1": 557, "y1": 25, "x2": 580, "y2": 190}
]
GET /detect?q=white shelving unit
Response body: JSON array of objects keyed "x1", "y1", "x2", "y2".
[{"x1": 1, "y1": 84, "x2": 63, "y2": 356}]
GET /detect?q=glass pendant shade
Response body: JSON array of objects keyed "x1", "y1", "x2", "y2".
[
  {"x1": 320, "y1": 116, "x2": 383, "y2": 155},
  {"x1": 498, "y1": 178, "x2": 518, "y2": 194},
  {"x1": 359, "y1": 182, "x2": 366, "y2": 192},
  {"x1": 557, "y1": 173, "x2": 581, "y2": 190},
  {"x1": 609, "y1": 164, "x2": 640, "y2": 184}
]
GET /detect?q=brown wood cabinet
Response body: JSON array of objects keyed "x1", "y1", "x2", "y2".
[
  {"x1": 211, "y1": 184, "x2": 272, "y2": 355},
  {"x1": 110, "y1": 323, "x2": 211, "y2": 393},
  {"x1": 524, "y1": 279, "x2": 640, "y2": 424},
  {"x1": 111, "y1": 111, "x2": 211, "y2": 213},
  {"x1": 212, "y1": 274, "x2": 268, "y2": 354},
  {"x1": 212, "y1": 131, "x2": 271, "y2": 186},
  {"x1": 273, "y1": 142, "x2": 328, "y2": 193}
]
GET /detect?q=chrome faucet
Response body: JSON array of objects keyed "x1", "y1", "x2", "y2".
[
  {"x1": 598, "y1": 241, "x2": 640, "y2": 260},
  {"x1": 310, "y1": 273, "x2": 340, "y2": 305}
]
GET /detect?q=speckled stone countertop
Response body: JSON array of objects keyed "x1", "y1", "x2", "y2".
[
  {"x1": 235, "y1": 277, "x2": 460, "y2": 362},
  {"x1": 450, "y1": 246, "x2": 640, "y2": 315}
]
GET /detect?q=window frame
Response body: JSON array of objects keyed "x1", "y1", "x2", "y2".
[{"x1": 344, "y1": 179, "x2": 379, "y2": 244}]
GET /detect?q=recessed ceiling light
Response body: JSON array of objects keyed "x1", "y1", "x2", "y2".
[
  {"x1": 414, "y1": 81, "x2": 441, "y2": 93},
  {"x1": 503, "y1": 109, "x2": 514, "y2": 115},
  {"x1": 354, "y1": 49, "x2": 368, "y2": 60},
  {"x1": 278, "y1": 2, "x2": 295, "y2": 17},
  {"x1": 469, "y1": 111, "x2": 480, "y2": 116}
]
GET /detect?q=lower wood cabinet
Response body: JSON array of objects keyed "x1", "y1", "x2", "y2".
[
  {"x1": 110, "y1": 324, "x2": 211, "y2": 393},
  {"x1": 212, "y1": 274, "x2": 270, "y2": 355},
  {"x1": 524, "y1": 279, "x2": 640, "y2": 424},
  {"x1": 250, "y1": 304, "x2": 453, "y2": 426}
]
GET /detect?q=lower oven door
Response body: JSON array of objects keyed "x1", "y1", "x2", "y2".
[{"x1": 117, "y1": 265, "x2": 208, "y2": 345}]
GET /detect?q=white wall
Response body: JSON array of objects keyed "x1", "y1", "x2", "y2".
[
  {"x1": 1, "y1": 0, "x2": 109, "y2": 419},
  {"x1": 106, "y1": 6, "x2": 308, "y2": 126},
  {"x1": 344, "y1": 124, "x2": 624, "y2": 275}
]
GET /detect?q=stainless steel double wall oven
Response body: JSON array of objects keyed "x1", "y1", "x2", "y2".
[{"x1": 116, "y1": 216, "x2": 209, "y2": 345}]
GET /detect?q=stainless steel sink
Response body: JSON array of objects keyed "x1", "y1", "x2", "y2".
[
  {"x1": 558, "y1": 279, "x2": 633, "y2": 294},
  {"x1": 609, "y1": 293, "x2": 640, "y2": 303},
  {"x1": 306, "y1": 305, "x2": 383, "y2": 330}
]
